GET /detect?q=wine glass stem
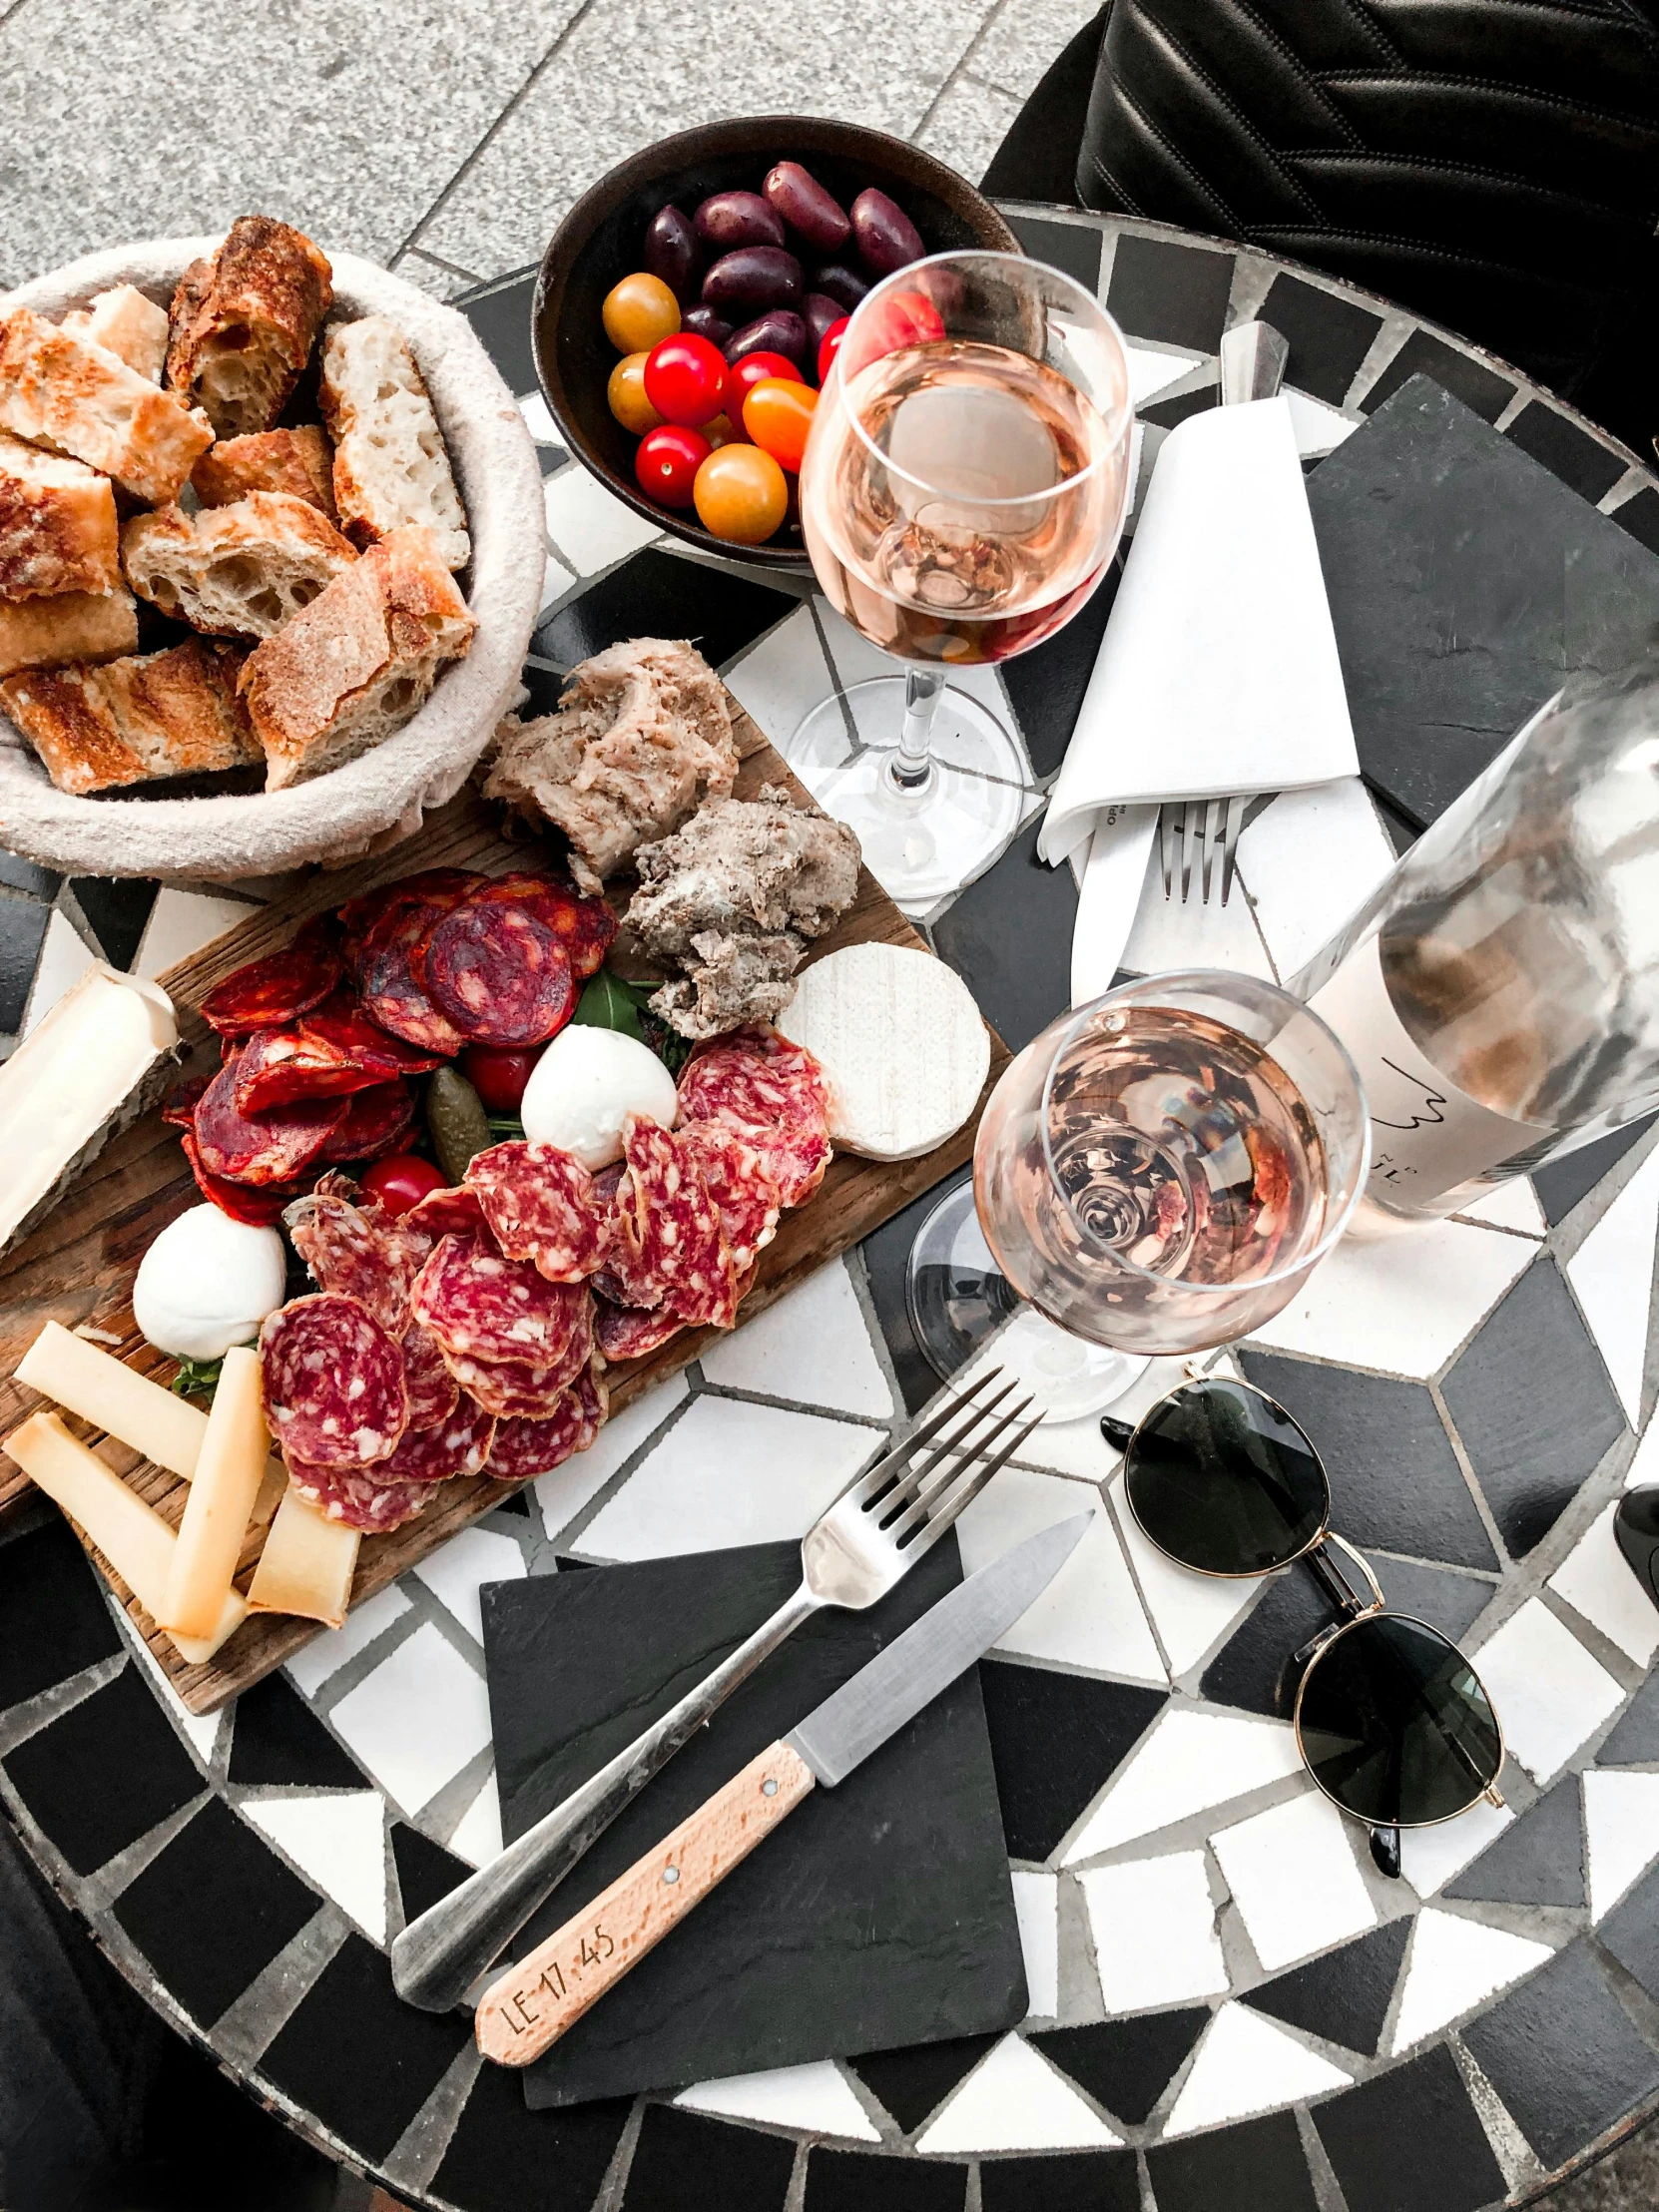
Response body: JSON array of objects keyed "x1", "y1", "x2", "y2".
[{"x1": 889, "y1": 668, "x2": 943, "y2": 795}]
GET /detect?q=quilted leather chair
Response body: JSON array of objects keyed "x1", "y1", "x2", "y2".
[{"x1": 982, "y1": 0, "x2": 1659, "y2": 452}]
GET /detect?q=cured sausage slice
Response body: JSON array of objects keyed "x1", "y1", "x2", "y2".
[
  {"x1": 315, "y1": 1079, "x2": 416, "y2": 1165},
  {"x1": 410, "y1": 1235, "x2": 588, "y2": 1368},
  {"x1": 485, "y1": 1362, "x2": 607, "y2": 1482},
  {"x1": 194, "y1": 1060, "x2": 346, "y2": 1185},
  {"x1": 261, "y1": 1294, "x2": 409, "y2": 1468},
  {"x1": 233, "y1": 1025, "x2": 385, "y2": 1113},
  {"x1": 162, "y1": 1072, "x2": 211, "y2": 1128},
  {"x1": 466, "y1": 1141, "x2": 610, "y2": 1283},
  {"x1": 371, "y1": 1390, "x2": 495, "y2": 1486},
  {"x1": 677, "y1": 1027, "x2": 832, "y2": 1206},
  {"x1": 401, "y1": 1323, "x2": 460, "y2": 1428},
  {"x1": 284, "y1": 1190, "x2": 405, "y2": 1331},
  {"x1": 420, "y1": 901, "x2": 574, "y2": 1048},
  {"x1": 199, "y1": 926, "x2": 341, "y2": 1036},
  {"x1": 617, "y1": 1116, "x2": 738, "y2": 1329},
  {"x1": 403, "y1": 1185, "x2": 490, "y2": 1242},
  {"x1": 676, "y1": 1122, "x2": 782, "y2": 1272},
  {"x1": 356, "y1": 884, "x2": 472, "y2": 1055},
  {"x1": 441, "y1": 1294, "x2": 594, "y2": 1419},
  {"x1": 471, "y1": 871, "x2": 618, "y2": 981},
  {"x1": 181, "y1": 1134, "x2": 304, "y2": 1226},
  {"x1": 337, "y1": 869, "x2": 480, "y2": 968},
  {"x1": 593, "y1": 1296, "x2": 685, "y2": 1363},
  {"x1": 284, "y1": 1460, "x2": 435, "y2": 1534},
  {"x1": 300, "y1": 994, "x2": 445, "y2": 1076}
]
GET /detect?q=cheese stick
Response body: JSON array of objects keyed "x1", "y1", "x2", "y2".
[
  {"x1": 247, "y1": 1485, "x2": 359, "y2": 1628},
  {"x1": 2, "y1": 1411, "x2": 246, "y2": 1662},
  {"x1": 17, "y1": 1321, "x2": 284, "y2": 1525},
  {"x1": 160, "y1": 1349, "x2": 269, "y2": 1641}
]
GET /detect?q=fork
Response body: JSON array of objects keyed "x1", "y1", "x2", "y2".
[{"x1": 389, "y1": 1367, "x2": 1041, "y2": 2012}]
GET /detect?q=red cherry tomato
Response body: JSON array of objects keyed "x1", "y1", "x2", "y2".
[
  {"x1": 724, "y1": 349, "x2": 804, "y2": 428},
  {"x1": 459, "y1": 1044, "x2": 539, "y2": 1113},
  {"x1": 818, "y1": 314, "x2": 849, "y2": 385},
  {"x1": 642, "y1": 333, "x2": 728, "y2": 427},
  {"x1": 636, "y1": 423, "x2": 711, "y2": 508},
  {"x1": 361, "y1": 1154, "x2": 446, "y2": 1216},
  {"x1": 741, "y1": 377, "x2": 819, "y2": 472}
]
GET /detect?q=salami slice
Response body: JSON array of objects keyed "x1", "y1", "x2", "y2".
[
  {"x1": 232, "y1": 1024, "x2": 384, "y2": 1112},
  {"x1": 419, "y1": 901, "x2": 574, "y2": 1047},
  {"x1": 593, "y1": 1295, "x2": 685, "y2": 1363},
  {"x1": 315, "y1": 1079, "x2": 416, "y2": 1165},
  {"x1": 617, "y1": 1116, "x2": 738, "y2": 1329},
  {"x1": 194, "y1": 1060, "x2": 347, "y2": 1185},
  {"x1": 401, "y1": 1323, "x2": 461, "y2": 1428},
  {"x1": 299, "y1": 994, "x2": 445, "y2": 1077},
  {"x1": 357, "y1": 884, "x2": 472, "y2": 1054},
  {"x1": 285, "y1": 1459, "x2": 435, "y2": 1534},
  {"x1": 162, "y1": 1072, "x2": 211, "y2": 1128},
  {"x1": 284, "y1": 1190, "x2": 402, "y2": 1328},
  {"x1": 404, "y1": 1184, "x2": 490, "y2": 1242},
  {"x1": 676, "y1": 1122, "x2": 782, "y2": 1271},
  {"x1": 677, "y1": 1027, "x2": 832, "y2": 1207},
  {"x1": 199, "y1": 926, "x2": 341, "y2": 1036},
  {"x1": 471, "y1": 871, "x2": 618, "y2": 982},
  {"x1": 356, "y1": 1386, "x2": 493, "y2": 1485},
  {"x1": 337, "y1": 869, "x2": 481, "y2": 968},
  {"x1": 260, "y1": 1294, "x2": 409, "y2": 1467},
  {"x1": 441, "y1": 1294, "x2": 594, "y2": 1418},
  {"x1": 466, "y1": 1141, "x2": 610, "y2": 1283},
  {"x1": 410, "y1": 1235, "x2": 588, "y2": 1367},
  {"x1": 486, "y1": 1361, "x2": 607, "y2": 1482},
  {"x1": 181, "y1": 1134, "x2": 305, "y2": 1225}
]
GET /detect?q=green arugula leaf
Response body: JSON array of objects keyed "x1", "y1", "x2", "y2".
[
  {"x1": 571, "y1": 970, "x2": 649, "y2": 1040},
  {"x1": 170, "y1": 1352, "x2": 228, "y2": 1400}
]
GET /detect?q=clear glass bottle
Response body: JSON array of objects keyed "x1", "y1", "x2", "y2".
[{"x1": 1292, "y1": 660, "x2": 1659, "y2": 1223}]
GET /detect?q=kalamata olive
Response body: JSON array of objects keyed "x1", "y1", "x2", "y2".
[
  {"x1": 850, "y1": 188, "x2": 925, "y2": 277},
  {"x1": 802, "y1": 292, "x2": 843, "y2": 362},
  {"x1": 811, "y1": 262, "x2": 870, "y2": 312},
  {"x1": 643, "y1": 204, "x2": 703, "y2": 305},
  {"x1": 681, "y1": 303, "x2": 733, "y2": 348},
  {"x1": 703, "y1": 246, "x2": 803, "y2": 314},
  {"x1": 763, "y1": 162, "x2": 851, "y2": 254},
  {"x1": 725, "y1": 310, "x2": 808, "y2": 368},
  {"x1": 695, "y1": 191, "x2": 785, "y2": 252}
]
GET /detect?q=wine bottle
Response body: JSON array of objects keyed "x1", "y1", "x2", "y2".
[{"x1": 1293, "y1": 661, "x2": 1659, "y2": 1223}]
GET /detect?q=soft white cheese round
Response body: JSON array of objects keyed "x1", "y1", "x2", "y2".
[
  {"x1": 132, "y1": 1204, "x2": 288, "y2": 1362},
  {"x1": 777, "y1": 942, "x2": 990, "y2": 1161},
  {"x1": 519, "y1": 1026, "x2": 678, "y2": 1169}
]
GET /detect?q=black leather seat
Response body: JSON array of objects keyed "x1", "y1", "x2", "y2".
[{"x1": 982, "y1": 0, "x2": 1659, "y2": 453}]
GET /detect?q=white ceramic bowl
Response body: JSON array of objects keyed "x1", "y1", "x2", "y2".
[{"x1": 0, "y1": 240, "x2": 545, "y2": 882}]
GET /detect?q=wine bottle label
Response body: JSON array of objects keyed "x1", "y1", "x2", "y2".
[{"x1": 1308, "y1": 936, "x2": 1553, "y2": 1205}]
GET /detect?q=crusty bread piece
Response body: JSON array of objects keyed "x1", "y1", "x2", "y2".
[
  {"x1": 191, "y1": 426, "x2": 336, "y2": 518},
  {"x1": 0, "y1": 308, "x2": 213, "y2": 505},
  {"x1": 318, "y1": 316, "x2": 469, "y2": 569},
  {"x1": 61, "y1": 287, "x2": 169, "y2": 382},
  {"x1": 0, "y1": 587, "x2": 137, "y2": 680},
  {"x1": 166, "y1": 218, "x2": 333, "y2": 438},
  {"x1": 122, "y1": 491, "x2": 357, "y2": 641},
  {"x1": 240, "y1": 522, "x2": 474, "y2": 790},
  {"x1": 0, "y1": 637, "x2": 257, "y2": 795},
  {"x1": 0, "y1": 432, "x2": 121, "y2": 601}
]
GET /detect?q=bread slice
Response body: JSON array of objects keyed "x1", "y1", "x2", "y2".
[
  {"x1": 61, "y1": 287, "x2": 169, "y2": 382},
  {"x1": 192, "y1": 426, "x2": 336, "y2": 517},
  {"x1": 240, "y1": 523, "x2": 475, "y2": 790},
  {"x1": 122, "y1": 491, "x2": 357, "y2": 640},
  {"x1": 0, "y1": 308, "x2": 213, "y2": 505},
  {"x1": 166, "y1": 218, "x2": 333, "y2": 438},
  {"x1": 0, "y1": 432, "x2": 121, "y2": 601},
  {"x1": 318, "y1": 316, "x2": 469, "y2": 569},
  {"x1": 0, "y1": 587, "x2": 138, "y2": 680},
  {"x1": 0, "y1": 637, "x2": 258, "y2": 795}
]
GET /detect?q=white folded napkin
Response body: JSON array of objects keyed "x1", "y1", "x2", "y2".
[{"x1": 1038, "y1": 394, "x2": 1358, "y2": 869}]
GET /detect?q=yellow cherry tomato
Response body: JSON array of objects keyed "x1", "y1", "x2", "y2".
[
  {"x1": 607, "y1": 351, "x2": 663, "y2": 435},
  {"x1": 602, "y1": 272, "x2": 680, "y2": 354},
  {"x1": 741, "y1": 377, "x2": 819, "y2": 473},
  {"x1": 693, "y1": 443, "x2": 789, "y2": 545},
  {"x1": 701, "y1": 411, "x2": 742, "y2": 451}
]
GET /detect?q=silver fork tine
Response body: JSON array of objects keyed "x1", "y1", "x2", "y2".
[
  {"x1": 1201, "y1": 796, "x2": 1224, "y2": 903},
  {"x1": 1178, "y1": 801, "x2": 1196, "y2": 903},
  {"x1": 1159, "y1": 803, "x2": 1179, "y2": 899},
  {"x1": 881, "y1": 1394, "x2": 1037, "y2": 1536},
  {"x1": 872, "y1": 1383, "x2": 1024, "y2": 1521},
  {"x1": 894, "y1": 1411, "x2": 1047, "y2": 1552},
  {"x1": 849, "y1": 1368, "x2": 1006, "y2": 1503},
  {"x1": 1220, "y1": 792, "x2": 1247, "y2": 906}
]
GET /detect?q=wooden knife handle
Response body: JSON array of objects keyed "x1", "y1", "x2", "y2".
[{"x1": 474, "y1": 1741, "x2": 816, "y2": 2065}]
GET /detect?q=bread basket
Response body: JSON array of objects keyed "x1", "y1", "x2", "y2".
[{"x1": 0, "y1": 241, "x2": 545, "y2": 883}]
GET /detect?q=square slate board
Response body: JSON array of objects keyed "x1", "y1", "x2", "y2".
[
  {"x1": 481, "y1": 1535, "x2": 1026, "y2": 2109},
  {"x1": 1306, "y1": 374, "x2": 1659, "y2": 830}
]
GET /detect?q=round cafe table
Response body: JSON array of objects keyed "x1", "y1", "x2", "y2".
[{"x1": 4, "y1": 204, "x2": 1659, "y2": 2212}]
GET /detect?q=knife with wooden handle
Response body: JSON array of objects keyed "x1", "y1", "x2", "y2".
[{"x1": 474, "y1": 1513, "x2": 1091, "y2": 2066}]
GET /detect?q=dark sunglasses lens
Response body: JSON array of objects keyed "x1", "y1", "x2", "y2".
[
  {"x1": 1299, "y1": 1614, "x2": 1502, "y2": 1827},
  {"x1": 1124, "y1": 1380, "x2": 1328, "y2": 1574}
]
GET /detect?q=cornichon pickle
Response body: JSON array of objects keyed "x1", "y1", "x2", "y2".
[{"x1": 425, "y1": 1066, "x2": 493, "y2": 1184}]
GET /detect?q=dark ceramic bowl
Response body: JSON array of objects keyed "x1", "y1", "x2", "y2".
[{"x1": 533, "y1": 116, "x2": 1022, "y2": 570}]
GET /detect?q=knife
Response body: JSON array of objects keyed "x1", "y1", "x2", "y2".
[{"x1": 473, "y1": 1512, "x2": 1091, "y2": 2067}]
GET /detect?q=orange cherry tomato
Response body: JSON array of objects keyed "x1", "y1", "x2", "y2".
[
  {"x1": 693, "y1": 443, "x2": 789, "y2": 545},
  {"x1": 636, "y1": 424, "x2": 710, "y2": 509},
  {"x1": 601, "y1": 272, "x2": 680, "y2": 354},
  {"x1": 607, "y1": 351, "x2": 663, "y2": 435},
  {"x1": 725, "y1": 349, "x2": 804, "y2": 428},
  {"x1": 741, "y1": 378, "x2": 819, "y2": 473}
]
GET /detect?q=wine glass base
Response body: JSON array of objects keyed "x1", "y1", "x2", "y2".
[
  {"x1": 904, "y1": 1180, "x2": 1150, "y2": 1421},
  {"x1": 787, "y1": 679, "x2": 1025, "y2": 907}
]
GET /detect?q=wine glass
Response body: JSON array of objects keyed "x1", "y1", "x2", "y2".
[
  {"x1": 795, "y1": 251, "x2": 1134, "y2": 907},
  {"x1": 908, "y1": 972, "x2": 1371, "y2": 1417}
]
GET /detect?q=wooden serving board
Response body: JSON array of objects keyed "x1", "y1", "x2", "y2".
[{"x1": 0, "y1": 699, "x2": 1009, "y2": 1712}]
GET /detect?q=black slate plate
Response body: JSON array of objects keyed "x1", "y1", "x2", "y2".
[
  {"x1": 481, "y1": 1535, "x2": 1026, "y2": 2109},
  {"x1": 1306, "y1": 374, "x2": 1659, "y2": 830}
]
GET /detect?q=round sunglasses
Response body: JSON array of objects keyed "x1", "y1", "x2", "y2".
[{"x1": 1102, "y1": 1377, "x2": 1505, "y2": 1878}]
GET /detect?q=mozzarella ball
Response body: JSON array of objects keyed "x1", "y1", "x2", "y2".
[
  {"x1": 133, "y1": 1205, "x2": 287, "y2": 1362},
  {"x1": 520, "y1": 1026, "x2": 678, "y2": 1169}
]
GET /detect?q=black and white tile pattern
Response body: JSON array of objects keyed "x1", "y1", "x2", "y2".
[{"x1": 2, "y1": 210, "x2": 1659, "y2": 2211}]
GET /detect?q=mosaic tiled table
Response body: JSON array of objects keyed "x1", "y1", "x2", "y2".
[{"x1": 5, "y1": 206, "x2": 1659, "y2": 2212}]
